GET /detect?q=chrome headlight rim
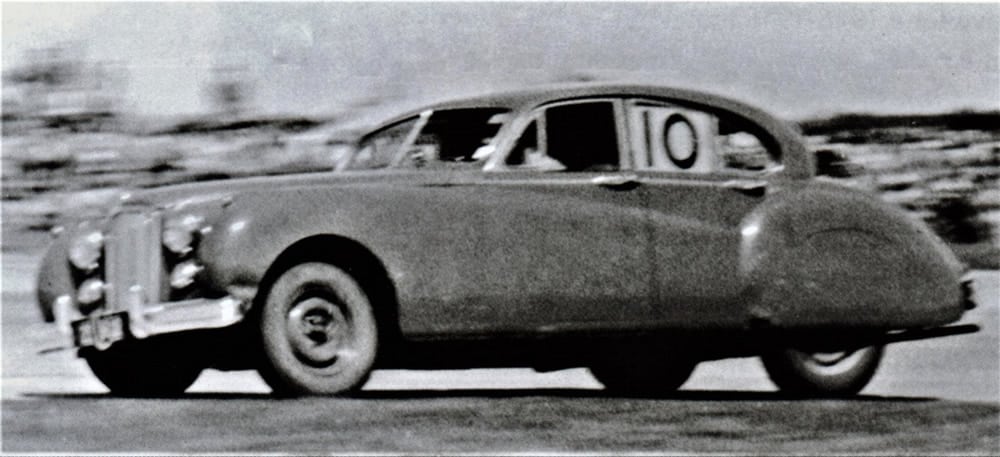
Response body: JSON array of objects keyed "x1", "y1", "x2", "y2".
[
  {"x1": 169, "y1": 259, "x2": 204, "y2": 289},
  {"x1": 162, "y1": 214, "x2": 205, "y2": 255},
  {"x1": 76, "y1": 277, "x2": 106, "y2": 306},
  {"x1": 68, "y1": 230, "x2": 104, "y2": 272}
]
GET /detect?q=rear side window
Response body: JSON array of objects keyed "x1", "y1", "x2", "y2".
[
  {"x1": 628, "y1": 102, "x2": 780, "y2": 173},
  {"x1": 716, "y1": 116, "x2": 777, "y2": 172}
]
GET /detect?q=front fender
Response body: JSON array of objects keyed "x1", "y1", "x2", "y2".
[
  {"x1": 35, "y1": 217, "x2": 106, "y2": 323},
  {"x1": 195, "y1": 188, "x2": 393, "y2": 302},
  {"x1": 196, "y1": 201, "x2": 292, "y2": 301},
  {"x1": 36, "y1": 234, "x2": 73, "y2": 322}
]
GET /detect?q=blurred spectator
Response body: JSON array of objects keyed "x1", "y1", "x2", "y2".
[
  {"x1": 926, "y1": 194, "x2": 994, "y2": 244},
  {"x1": 815, "y1": 149, "x2": 860, "y2": 178}
]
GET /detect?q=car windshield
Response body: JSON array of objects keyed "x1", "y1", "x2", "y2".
[{"x1": 345, "y1": 108, "x2": 510, "y2": 171}]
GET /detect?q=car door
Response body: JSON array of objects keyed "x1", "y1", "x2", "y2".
[
  {"x1": 452, "y1": 99, "x2": 657, "y2": 333},
  {"x1": 625, "y1": 99, "x2": 778, "y2": 328}
]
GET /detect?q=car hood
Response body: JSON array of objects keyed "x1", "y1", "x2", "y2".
[{"x1": 121, "y1": 169, "x2": 452, "y2": 210}]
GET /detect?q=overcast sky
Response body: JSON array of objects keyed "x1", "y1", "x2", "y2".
[{"x1": 3, "y1": 2, "x2": 998, "y2": 120}]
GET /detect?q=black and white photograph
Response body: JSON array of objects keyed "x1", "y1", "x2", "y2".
[{"x1": 2, "y1": 2, "x2": 998, "y2": 454}]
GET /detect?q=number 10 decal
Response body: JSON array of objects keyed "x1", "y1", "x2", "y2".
[{"x1": 662, "y1": 114, "x2": 699, "y2": 170}]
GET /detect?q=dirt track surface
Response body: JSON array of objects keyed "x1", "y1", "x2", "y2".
[
  {"x1": 3, "y1": 239, "x2": 999, "y2": 453},
  {"x1": 4, "y1": 392, "x2": 998, "y2": 453}
]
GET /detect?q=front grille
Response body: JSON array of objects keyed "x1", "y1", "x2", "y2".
[{"x1": 104, "y1": 211, "x2": 164, "y2": 312}]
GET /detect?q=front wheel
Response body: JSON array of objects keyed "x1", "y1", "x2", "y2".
[
  {"x1": 83, "y1": 338, "x2": 203, "y2": 397},
  {"x1": 761, "y1": 345, "x2": 884, "y2": 397},
  {"x1": 256, "y1": 262, "x2": 379, "y2": 396}
]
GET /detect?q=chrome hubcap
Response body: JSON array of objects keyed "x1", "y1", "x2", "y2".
[
  {"x1": 804, "y1": 349, "x2": 865, "y2": 376},
  {"x1": 286, "y1": 297, "x2": 350, "y2": 367},
  {"x1": 811, "y1": 351, "x2": 851, "y2": 366}
]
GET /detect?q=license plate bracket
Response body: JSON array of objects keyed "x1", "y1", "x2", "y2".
[{"x1": 74, "y1": 313, "x2": 126, "y2": 349}]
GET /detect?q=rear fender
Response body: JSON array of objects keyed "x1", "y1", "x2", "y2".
[{"x1": 740, "y1": 182, "x2": 965, "y2": 329}]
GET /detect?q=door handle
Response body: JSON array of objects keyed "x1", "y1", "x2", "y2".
[
  {"x1": 723, "y1": 179, "x2": 767, "y2": 197},
  {"x1": 591, "y1": 174, "x2": 640, "y2": 190}
]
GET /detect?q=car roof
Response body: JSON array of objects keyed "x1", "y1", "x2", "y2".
[
  {"x1": 364, "y1": 82, "x2": 814, "y2": 178},
  {"x1": 373, "y1": 83, "x2": 784, "y2": 129}
]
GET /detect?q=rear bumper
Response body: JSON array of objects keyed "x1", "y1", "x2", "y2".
[
  {"x1": 879, "y1": 323, "x2": 980, "y2": 345},
  {"x1": 961, "y1": 278, "x2": 977, "y2": 310},
  {"x1": 53, "y1": 295, "x2": 245, "y2": 350}
]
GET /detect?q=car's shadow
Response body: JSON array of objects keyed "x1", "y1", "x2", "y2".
[
  {"x1": 20, "y1": 388, "x2": 935, "y2": 402},
  {"x1": 351, "y1": 388, "x2": 935, "y2": 402}
]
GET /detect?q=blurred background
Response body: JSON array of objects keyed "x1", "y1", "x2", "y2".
[{"x1": 2, "y1": 2, "x2": 999, "y2": 267}]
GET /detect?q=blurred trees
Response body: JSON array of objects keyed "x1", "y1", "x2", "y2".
[{"x1": 2, "y1": 44, "x2": 128, "y2": 132}]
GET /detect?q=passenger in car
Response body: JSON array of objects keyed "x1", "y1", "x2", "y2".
[{"x1": 523, "y1": 147, "x2": 566, "y2": 172}]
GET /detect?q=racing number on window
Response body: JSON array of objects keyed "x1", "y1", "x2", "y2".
[
  {"x1": 662, "y1": 114, "x2": 698, "y2": 170},
  {"x1": 638, "y1": 108, "x2": 704, "y2": 171}
]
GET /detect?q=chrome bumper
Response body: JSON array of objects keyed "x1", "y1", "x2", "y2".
[{"x1": 53, "y1": 294, "x2": 244, "y2": 350}]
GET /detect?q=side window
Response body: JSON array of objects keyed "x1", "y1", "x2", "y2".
[
  {"x1": 547, "y1": 102, "x2": 620, "y2": 172},
  {"x1": 400, "y1": 109, "x2": 509, "y2": 170},
  {"x1": 506, "y1": 101, "x2": 621, "y2": 172},
  {"x1": 629, "y1": 103, "x2": 780, "y2": 173},
  {"x1": 348, "y1": 117, "x2": 419, "y2": 170}
]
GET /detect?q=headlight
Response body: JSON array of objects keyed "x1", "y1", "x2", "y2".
[
  {"x1": 68, "y1": 230, "x2": 103, "y2": 271},
  {"x1": 77, "y1": 278, "x2": 105, "y2": 305},
  {"x1": 163, "y1": 214, "x2": 204, "y2": 255}
]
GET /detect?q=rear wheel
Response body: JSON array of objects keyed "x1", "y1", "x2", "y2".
[
  {"x1": 761, "y1": 345, "x2": 884, "y2": 397},
  {"x1": 590, "y1": 356, "x2": 697, "y2": 396},
  {"x1": 83, "y1": 338, "x2": 203, "y2": 397},
  {"x1": 257, "y1": 262, "x2": 378, "y2": 396}
]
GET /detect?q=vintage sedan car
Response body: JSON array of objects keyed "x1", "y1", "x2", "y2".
[{"x1": 36, "y1": 83, "x2": 978, "y2": 397}]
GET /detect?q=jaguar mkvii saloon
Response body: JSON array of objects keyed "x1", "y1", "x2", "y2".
[{"x1": 37, "y1": 84, "x2": 978, "y2": 397}]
